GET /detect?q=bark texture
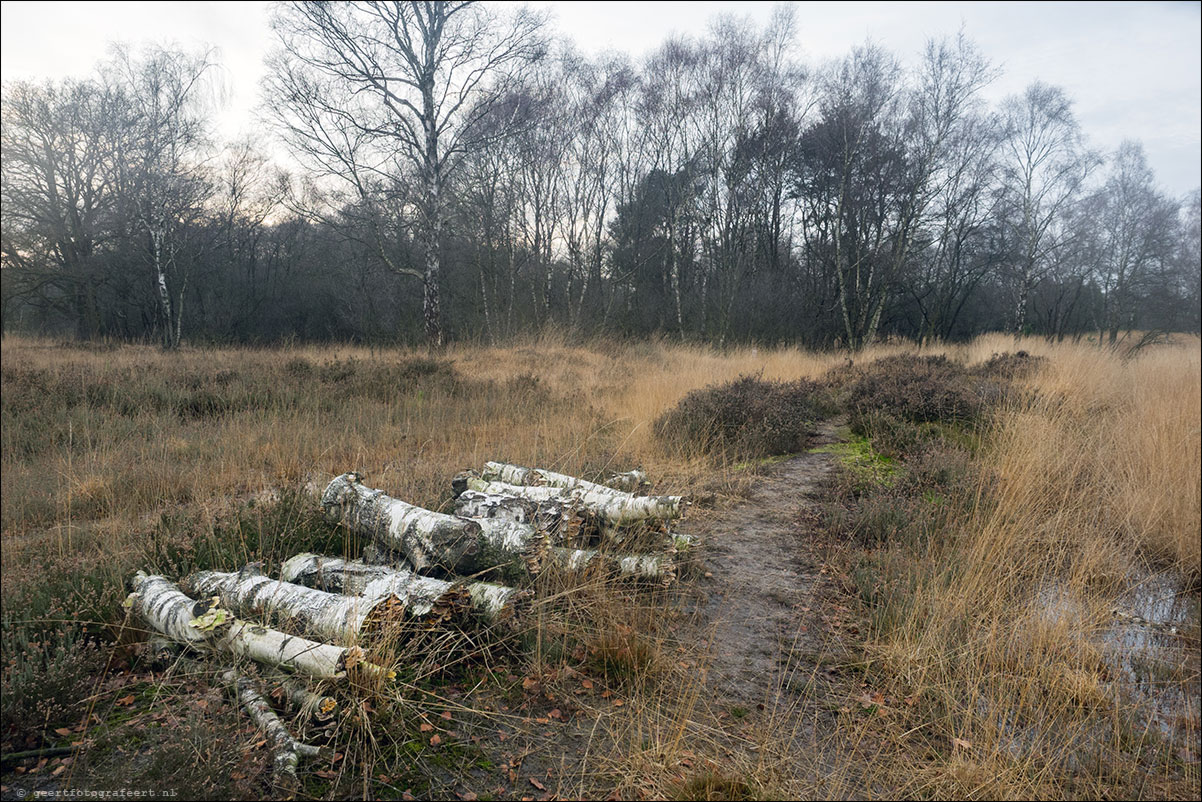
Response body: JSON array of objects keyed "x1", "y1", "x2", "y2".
[
  {"x1": 546, "y1": 547, "x2": 676, "y2": 586},
  {"x1": 127, "y1": 572, "x2": 377, "y2": 680},
  {"x1": 464, "y1": 476, "x2": 684, "y2": 525},
  {"x1": 281, "y1": 553, "x2": 527, "y2": 624},
  {"x1": 350, "y1": 548, "x2": 533, "y2": 625},
  {"x1": 452, "y1": 487, "x2": 587, "y2": 547},
  {"x1": 322, "y1": 473, "x2": 485, "y2": 574},
  {"x1": 219, "y1": 667, "x2": 328, "y2": 789},
  {"x1": 181, "y1": 565, "x2": 403, "y2": 646}
]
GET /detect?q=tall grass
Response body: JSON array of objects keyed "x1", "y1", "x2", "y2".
[
  {"x1": 2, "y1": 332, "x2": 1198, "y2": 799},
  {"x1": 844, "y1": 337, "x2": 1200, "y2": 799}
]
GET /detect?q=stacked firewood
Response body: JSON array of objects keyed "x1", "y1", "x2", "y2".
[{"x1": 124, "y1": 463, "x2": 686, "y2": 790}]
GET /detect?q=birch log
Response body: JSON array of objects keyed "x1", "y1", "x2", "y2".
[
  {"x1": 219, "y1": 668, "x2": 329, "y2": 789},
  {"x1": 269, "y1": 673, "x2": 339, "y2": 722},
  {"x1": 181, "y1": 565, "x2": 410, "y2": 646},
  {"x1": 280, "y1": 553, "x2": 525, "y2": 623},
  {"x1": 546, "y1": 547, "x2": 676, "y2": 586},
  {"x1": 483, "y1": 461, "x2": 632, "y2": 497},
  {"x1": 606, "y1": 470, "x2": 650, "y2": 493},
  {"x1": 452, "y1": 488, "x2": 587, "y2": 547},
  {"x1": 322, "y1": 473, "x2": 485, "y2": 574},
  {"x1": 126, "y1": 572, "x2": 382, "y2": 680},
  {"x1": 463, "y1": 477, "x2": 684, "y2": 526},
  {"x1": 355, "y1": 545, "x2": 536, "y2": 620}
]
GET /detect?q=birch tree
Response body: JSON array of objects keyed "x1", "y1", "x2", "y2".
[
  {"x1": 105, "y1": 45, "x2": 218, "y2": 350},
  {"x1": 996, "y1": 82, "x2": 1099, "y2": 336},
  {"x1": 268, "y1": 1, "x2": 547, "y2": 346}
]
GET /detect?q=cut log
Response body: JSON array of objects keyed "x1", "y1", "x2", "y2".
[
  {"x1": 463, "y1": 476, "x2": 683, "y2": 526},
  {"x1": 219, "y1": 667, "x2": 329, "y2": 789},
  {"x1": 453, "y1": 488, "x2": 588, "y2": 547},
  {"x1": 280, "y1": 553, "x2": 525, "y2": 623},
  {"x1": 126, "y1": 572, "x2": 386, "y2": 680},
  {"x1": 181, "y1": 565, "x2": 408, "y2": 646},
  {"x1": 322, "y1": 473, "x2": 485, "y2": 575},
  {"x1": 606, "y1": 469, "x2": 650, "y2": 493},
  {"x1": 152, "y1": 644, "x2": 339, "y2": 724},
  {"x1": 363, "y1": 546, "x2": 534, "y2": 623},
  {"x1": 269, "y1": 673, "x2": 339, "y2": 722},
  {"x1": 546, "y1": 547, "x2": 676, "y2": 586},
  {"x1": 483, "y1": 461, "x2": 628, "y2": 497}
]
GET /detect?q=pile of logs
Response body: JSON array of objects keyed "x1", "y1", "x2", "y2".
[{"x1": 124, "y1": 461, "x2": 686, "y2": 789}]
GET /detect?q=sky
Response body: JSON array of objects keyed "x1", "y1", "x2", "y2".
[{"x1": 1, "y1": 0, "x2": 1199, "y2": 196}]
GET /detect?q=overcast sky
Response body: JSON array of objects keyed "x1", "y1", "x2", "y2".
[{"x1": 2, "y1": 0, "x2": 1199, "y2": 196}]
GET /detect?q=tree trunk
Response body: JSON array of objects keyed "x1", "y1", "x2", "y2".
[
  {"x1": 463, "y1": 476, "x2": 683, "y2": 526},
  {"x1": 546, "y1": 547, "x2": 676, "y2": 586},
  {"x1": 483, "y1": 461, "x2": 629, "y2": 497},
  {"x1": 181, "y1": 565, "x2": 411, "y2": 646},
  {"x1": 281, "y1": 553, "x2": 529, "y2": 625},
  {"x1": 126, "y1": 572, "x2": 381, "y2": 680},
  {"x1": 606, "y1": 470, "x2": 650, "y2": 493},
  {"x1": 321, "y1": 473, "x2": 487, "y2": 575},
  {"x1": 451, "y1": 488, "x2": 587, "y2": 547},
  {"x1": 219, "y1": 667, "x2": 328, "y2": 790}
]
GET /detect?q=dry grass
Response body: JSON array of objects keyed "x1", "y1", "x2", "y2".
[
  {"x1": 828, "y1": 335, "x2": 1201, "y2": 799},
  {"x1": 2, "y1": 331, "x2": 1199, "y2": 800}
]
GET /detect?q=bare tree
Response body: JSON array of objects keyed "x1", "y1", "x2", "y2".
[
  {"x1": 104, "y1": 44, "x2": 219, "y2": 349},
  {"x1": 1083, "y1": 140, "x2": 1179, "y2": 344},
  {"x1": 996, "y1": 81, "x2": 1099, "y2": 336},
  {"x1": 268, "y1": 1, "x2": 547, "y2": 346},
  {"x1": 1, "y1": 78, "x2": 121, "y2": 337}
]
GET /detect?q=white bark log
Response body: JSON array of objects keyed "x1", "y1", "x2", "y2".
[
  {"x1": 152, "y1": 641, "x2": 339, "y2": 723},
  {"x1": 219, "y1": 667, "x2": 329, "y2": 790},
  {"x1": 181, "y1": 565, "x2": 407, "y2": 646},
  {"x1": 270, "y1": 673, "x2": 339, "y2": 722},
  {"x1": 322, "y1": 473, "x2": 485, "y2": 574},
  {"x1": 483, "y1": 461, "x2": 627, "y2": 497},
  {"x1": 126, "y1": 572, "x2": 384, "y2": 681},
  {"x1": 281, "y1": 553, "x2": 530, "y2": 625},
  {"x1": 452, "y1": 488, "x2": 587, "y2": 547},
  {"x1": 606, "y1": 470, "x2": 650, "y2": 493},
  {"x1": 546, "y1": 547, "x2": 676, "y2": 586},
  {"x1": 280, "y1": 553, "x2": 523, "y2": 622},
  {"x1": 464, "y1": 477, "x2": 683, "y2": 525}
]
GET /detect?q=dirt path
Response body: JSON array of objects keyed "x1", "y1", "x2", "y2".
[{"x1": 683, "y1": 419, "x2": 844, "y2": 708}]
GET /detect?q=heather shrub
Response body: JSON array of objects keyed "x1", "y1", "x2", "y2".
[
  {"x1": 838, "y1": 355, "x2": 981, "y2": 427},
  {"x1": 654, "y1": 374, "x2": 836, "y2": 459}
]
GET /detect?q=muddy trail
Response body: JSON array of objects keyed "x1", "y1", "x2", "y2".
[
  {"x1": 471, "y1": 420, "x2": 852, "y2": 800},
  {"x1": 683, "y1": 418, "x2": 845, "y2": 709}
]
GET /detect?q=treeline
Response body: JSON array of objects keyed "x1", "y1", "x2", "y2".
[{"x1": 2, "y1": 3, "x2": 1199, "y2": 347}]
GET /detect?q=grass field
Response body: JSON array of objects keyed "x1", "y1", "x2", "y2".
[{"x1": 1, "y1": 332, "x2": 1198, "y2": 799}]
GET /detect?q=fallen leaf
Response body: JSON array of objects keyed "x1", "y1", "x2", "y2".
[
  {"x1": 529, "y1": 777, "x2": 547, "y2": 791},
  {"x1": 600, "y1": 689, "x2": 612, "y2": 698},
  {"x1": 549, "y1": 708, "x2": 562, "y2": 720},
  {"x1": 458, "y1": 792, "x2": 478, "y2": 801},
  {"x1": 580, "y1": 678, "x2": 593, "y2": 690},
  {"x1": 441, "y1": 710, "x2": 453, "y2": 720},
  {"x1": 952, "y1": 737, "x2": 972, "y2": 750},
  {"x1": 420, "y1": 723, "x2": 434, "y2": 732},
  {"x1": 612, "y1": 699, "x2": 625, "y2": 707},
  {"x1": 534, "y1": 717, "x2": 550, "y2": 724},
  {"x1": 522, "y1": 676, "x2": 539, "y2": 690},
  {"x1": 115, "y1": 694, "x2": 135, "y2": 707},
  {"x1": 430, "y1": 734, "x2": 442, "y2": 746},
  {"x1": 54, "y1": 727, "x2": 73, "y2": 737},
  {"x1": 51, "y1": 764, "x2": 66, "y2": 777}
]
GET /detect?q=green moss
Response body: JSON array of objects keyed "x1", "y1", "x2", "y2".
[{"x1": 812, "y1": 436, "x2": 899, "y2": 491}]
